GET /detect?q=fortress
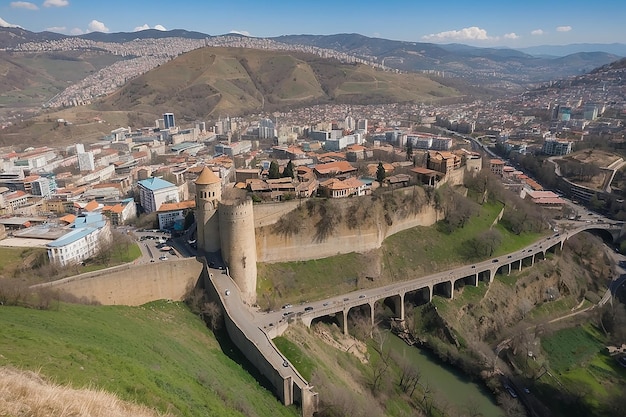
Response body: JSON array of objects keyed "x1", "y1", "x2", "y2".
[
  {"x1": 195, "y1": 167, "x2": 258, "y2": 304},
  {"x1": 193, "y1": 158, "x2": 482, "y2": 305}
]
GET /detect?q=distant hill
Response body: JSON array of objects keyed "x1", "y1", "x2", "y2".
[
  {"x1": 77, "y1": 28, "x2": 211, "y2": 43},
  {"x1": 94, "y1": 46, "x2": 464, "y2": 123},
  {"x1": 590, "y1": 57, "x2": 626, "y2": 73},
  {"x1": 273, "y1": 33, "x2": 621, "y2": 84},
  {"x1": 517, "y1": 43, "x2": 626, "y2": 58},
  {"x1": 1, "y1": 27, "x2": 622, "y2": 87},
  {"x1": 0, "y1": 27, "x2": 64, "y2": 49}
]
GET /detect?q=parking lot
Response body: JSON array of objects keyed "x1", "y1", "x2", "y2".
[{"x1": 135, "y1": 230, "x2": 180, "y2": 262}]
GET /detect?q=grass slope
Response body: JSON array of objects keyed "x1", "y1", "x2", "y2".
[{"x1": 0, "y1": 301, "x2": 298, "y2": 417}]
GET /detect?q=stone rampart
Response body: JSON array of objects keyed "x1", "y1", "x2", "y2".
[
  {"x1": 34, "y1": 259, "x2": 203, "y2": 306},
  {"x1": 199, "y1": 259, "x2": 318, "y2": 416},
  {"x1": 256, "y1": 203, "x2": 439, "y2": 263},
  {"x1": 253, "y1": 200, "x2": 301, "y2": 228}
]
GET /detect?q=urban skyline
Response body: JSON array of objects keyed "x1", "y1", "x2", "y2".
[{"x1": 1, "y1": 0, "x2": 625, "y2": 48}]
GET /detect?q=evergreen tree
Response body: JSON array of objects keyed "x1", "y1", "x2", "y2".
[
  {"x1": 376, "y1": 162, "x2": 386, "y2": 184},
  {"x1": 406, "y1": 140, "x2": 413, "y2": 161},
  {"x1": 268, "y1": 160, "x2": 280, "y2": 179},
  {"x1": 282, "y1": 160, "x2": 295, "y2": 178}
]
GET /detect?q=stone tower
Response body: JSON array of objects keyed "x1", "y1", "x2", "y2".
[
  {"x1": 195, "y1": 167, "x2": 222, "y2": 253},
  {"x1": 218, "y1": 197, "x2": 257, "y2": 305}
]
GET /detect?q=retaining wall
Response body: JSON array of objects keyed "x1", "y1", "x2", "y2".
[{"x1": 35, "y1": 259, "x2": 203, "y2": 306}]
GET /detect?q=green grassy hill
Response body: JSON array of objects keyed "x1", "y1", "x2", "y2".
[
  {"x1": 94, "y1": 46, "x2": 462, "y2": 123},
  {"x1": 0, "y1": 301, "x2": 298, "y2": 417}
]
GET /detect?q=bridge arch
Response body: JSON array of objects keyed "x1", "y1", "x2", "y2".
[
  {"x1": 433, "y1": 280, "x2": 453, "y2": 299},
  {"x1": 405, "y1": 285, "x2": 432, "y2": 307},
  {"x1": 454, "y1": 274, "x2": 478, "y2": 291}
]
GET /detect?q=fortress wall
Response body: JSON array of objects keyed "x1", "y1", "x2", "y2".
[
  {"x1": 36, "y1": 259, "x2": 203, "y2": 306},
  {"x1": 256, "y1": 204, "x2": 439, "y2": 263},
  {"x1": 385, "y1": 205, "x2": 439, "y2": 236},
  {"x1": 253, "y1": 200, "x2": 301, "y2": 228},
  {"x1": 256, "y1": 222, "x2": 383, "y2": 263}
]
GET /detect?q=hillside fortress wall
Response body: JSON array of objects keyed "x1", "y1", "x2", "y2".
[{"x1": 255, "y1": 201, "x2": 439, "y2": 263}]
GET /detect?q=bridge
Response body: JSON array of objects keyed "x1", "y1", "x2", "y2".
[{"x1": 258, "y1": 221, "x2": 624, "y2": 334}]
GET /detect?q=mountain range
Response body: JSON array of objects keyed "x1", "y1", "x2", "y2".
[{"x1": 1, "y1": 27, "x2": 624, "y2": 85}]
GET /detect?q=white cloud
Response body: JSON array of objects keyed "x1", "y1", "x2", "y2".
[
  {"x1": 46, "y1": 26, "x2": 66, "y2": 32},
  {"x1": 70, "y1": 27, "x2": 84, "y2": 35},
  {"x1": 531, "y1": 29, "x2": 544, "y2": 36},
  {"x1": 422, "y1": 26, "x2": 492, "y2": 42},
  {"x1": 503, "y1": 32, "x2": 519, "y2": 40},
  {"x1": 88, "y1": 19, "x2": 109, "y2": 33},
  {"x1": 10, "y1": 1, "x2": 38, "y2": 10},
  {"x1": 0, "y1": 17, "x2": 21, "y2": 28},
  {"x1": 556, "y1": 26, "x2": 572, "y2": 32},
  {"x1": 43, "y1": 0, "x2": 69, "y2": 7},
  {"x1": 134, "y1": 23, "x2": 167, "y2": 32},
  {"x1": 229, "y1": 29, "x2": 251, "y2": 37}
]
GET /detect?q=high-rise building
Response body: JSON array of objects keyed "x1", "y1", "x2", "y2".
[{"x1": 163, "y1": 113, "x2": 175, "y2": 129}]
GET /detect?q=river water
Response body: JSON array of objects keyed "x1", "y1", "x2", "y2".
[{"x1": 386, "y1": 334, "x2": 504, "y2": 417}]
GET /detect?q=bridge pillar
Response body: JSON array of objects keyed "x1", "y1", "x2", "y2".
[
  {"x1": 390, "y1": 293, "x2": 405, "y2": 321},
  {"x1": 506, "y1": 263, "x2": 511, "y2": 275},
  {"x1": 427, "y1": 285, "x2": 433, "y2": 302},
  {"x1": 369, "y1": 302, "x2": 375, "y2": 329},
  {"x1": 518, "y1": 260, "x2": 522, "y2": 272},
  {"x1": 338, "y1": 309, "x2": 348, "y2": 334},
  {"x1": 468, "y1": 273, "x2": 478, "y2": 287},
  {"x1": 489, "y1": 268, "x2": 496, "y2": 283}
]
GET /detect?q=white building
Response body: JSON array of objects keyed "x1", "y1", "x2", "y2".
[
  {"x1": 137, "y1": 177, "x2": 180, "y2": 214},
  {"x1": 46, "y1": 212, "x2": 112, "y2": 266},
  {"x1": 78, "y1": 151, "x2": 96, "y2": 171}
]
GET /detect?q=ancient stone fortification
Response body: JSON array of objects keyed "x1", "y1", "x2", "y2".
[
  {"x1": 255, "y1": 191, "x2": 440, "y2": 263},
  {"x1": 35, "y1": 259, "x2": 203, "y2": 306},
  {"x1": 219, "y1": 198, "x2": 258, "y2": 304}
]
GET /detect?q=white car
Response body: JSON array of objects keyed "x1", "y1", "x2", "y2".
[{"x1": 159, "y1": 255, "x2": 168, "y2": 261}]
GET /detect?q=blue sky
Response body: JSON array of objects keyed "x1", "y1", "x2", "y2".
[{"x1": 1, "y1": 0, "x2": 624, "y2": 47}]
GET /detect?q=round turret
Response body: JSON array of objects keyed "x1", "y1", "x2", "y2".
[
  {"x1": 218, "y1": 197, "x2": 257, "y2": 305},
  {"x1": 195, "y1": 167, "x2": 222, "y2": 253}
]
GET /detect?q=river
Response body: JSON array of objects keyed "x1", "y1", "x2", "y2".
[{"x1": 386, "y1": 334, "x2": 504, "y2": 417}]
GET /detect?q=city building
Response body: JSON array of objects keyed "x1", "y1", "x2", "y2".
[
  {"x1": 542, "y1": 137, "x2": 572, "y2": 156},
  {"x1": 489, "y1": 159, "x2": 505, "y2": 177},
  {"x1": 163, "y1": 113, "x2": 176, "y2": 129},
  {"x1": 137, "y1": 177, "x2": 180, "y2": 214},
  {"x1": 46, "y1": 212, "x2": 112, "y2": 266},
  {"x1": 78, "y1": 151, "x2": 96, "y2": 171},
  {"x1": 157, "y1": 200, "x2": 195, "y2": 231}
]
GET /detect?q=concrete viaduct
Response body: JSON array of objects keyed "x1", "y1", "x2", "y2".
[{"x1": 278, "y1": 222, "x2": 624, "y2": 334}]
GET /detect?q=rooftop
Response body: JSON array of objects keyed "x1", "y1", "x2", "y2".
[{"x1": 138, "y1": 177, "x2": 177, "y2": 191}]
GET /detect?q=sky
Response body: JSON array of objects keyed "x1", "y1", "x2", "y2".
[{"x1": 1, "y1": 0, "x2": 625, "y2": 48}]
